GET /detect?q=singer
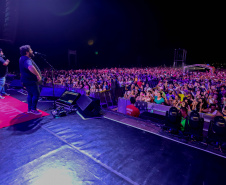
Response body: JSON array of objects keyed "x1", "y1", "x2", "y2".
[
  {"x1": 19, "y1": 45, "x2": 42, "y2": 115},
  {"x1": 0, "y1": 48, "x2": 10, "y2": 99}
]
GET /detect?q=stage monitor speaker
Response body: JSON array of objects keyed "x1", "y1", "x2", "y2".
[
  {"x1": 56, "y1": 91, "x2": 81, "y2": 106},
  {"x1": 9, "y1": 80, "x2": 23, "y2": 88},
  {"x1": 76, "y1": 95, "x2": 101, "y2": 117},
  {"x1": 40, "y1": 87, "x2": 66, "y2": 98}
]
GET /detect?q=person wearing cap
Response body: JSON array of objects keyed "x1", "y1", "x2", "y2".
[{"x1": 0, "y1": 48, "x2": 10, "y2": 99}]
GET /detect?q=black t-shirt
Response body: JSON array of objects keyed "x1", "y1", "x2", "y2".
[{"x1": 0, "y1": 56, "x2": 8, "y2": 77}]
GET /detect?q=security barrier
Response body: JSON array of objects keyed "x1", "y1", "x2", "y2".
[
  {"x1": 44, "y1": 83, "x2": 114, "y2": 107},
  {"x1": 118, "y1": 97, "x2": 226, "y2": 123}
]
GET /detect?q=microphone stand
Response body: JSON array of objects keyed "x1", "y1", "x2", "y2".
[
  {"x1": 39, "y1": 55, "x2": 57, "y2": 110},
  {"x1": 69, "y1": 74, "x2": 72, "y2": 90}
]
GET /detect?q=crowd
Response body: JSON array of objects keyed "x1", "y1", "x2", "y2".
[{"x1": 41, "y1": 67, "x2": 226, "y2": 117}]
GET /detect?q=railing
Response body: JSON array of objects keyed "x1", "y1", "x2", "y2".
[
  {"x1": 44, "y1": 83, "x2": 225, "y2": 123},
  {"x1": 118, "y1": 97, "x2": 226, "y2": 123},
  {"x1": 44, "y1": 83, "x2": 115, "y2": 107},
  {"x1": 45, "y1": 83, "x2": 87, "y2": 95},
  {"x1": 90, "y1": 91, "x2": 113, "y2": 107}
]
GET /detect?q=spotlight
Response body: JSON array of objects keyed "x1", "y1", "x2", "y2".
[{"x1": 88, "y1": 40, "x2": 94, "y2": 46}]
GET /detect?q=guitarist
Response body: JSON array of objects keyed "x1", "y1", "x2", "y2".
[{"x1": 19, "y1": 45, "x2": 42, "y2": 115}]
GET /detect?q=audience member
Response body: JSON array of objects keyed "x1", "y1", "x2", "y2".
[
  {"x1": 201, "y1": 104, "x2": 223, "y2": 117},
  {"x1": 126, "y1": 97, "x2": 140, "y2": 117},
  {"x1": 180, "y1": 107, "x2": 189, "y2": 132}
]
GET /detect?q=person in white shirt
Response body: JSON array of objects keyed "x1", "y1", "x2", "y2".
[{"x1": 201, "y1": 104, "x2": 223, "y2": 117}]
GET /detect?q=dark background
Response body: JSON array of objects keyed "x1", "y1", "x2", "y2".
[{"x1": 0, "y1": 0, "x2": 225, "y2": 71}]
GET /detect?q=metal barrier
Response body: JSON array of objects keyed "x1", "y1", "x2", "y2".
[
  {"x1": 44, "y1": 83, "x2": 86, "y2": 95},
  {"x1": 118, "y1": 98, "x2": 226, "y2": 122},
  {"x1": 90, "y1": 91, "x2": 113, "y2": 108},
  {"x1": 44, "y1": 83, "x2": 114, "y2": 107}
]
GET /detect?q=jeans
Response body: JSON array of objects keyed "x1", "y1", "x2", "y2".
[
  {"x1": 0, "y1": 77, "x2": 6, "y2": 95},
  {"x1": 23, "y1": 82, "x2": 40, "y2": 110}
]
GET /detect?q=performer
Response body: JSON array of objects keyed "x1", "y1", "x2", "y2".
[
  {"x1": 19, "y1": 45, "x2": 42, "y2": 115},
  {"x1": 0, "y1": 48, "x2": 10, "y2": 99}
]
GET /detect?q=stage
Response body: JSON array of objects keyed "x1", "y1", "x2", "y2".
[{"x1": 0, "y1": 90, "x2": 226, "y2": 185}]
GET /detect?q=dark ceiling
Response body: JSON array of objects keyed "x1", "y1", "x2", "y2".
[{"x1": 1, "y1": 0, "x2": 225, "y2": 70}]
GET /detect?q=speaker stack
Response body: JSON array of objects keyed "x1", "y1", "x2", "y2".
[
  {"x1": 52, "y1": 91, "x2": 101, "y2": 118},
  {"x1": 76, "y1": 95, "x2": 101, "y2": 118}
]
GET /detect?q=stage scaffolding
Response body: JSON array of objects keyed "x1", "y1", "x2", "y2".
[
  {"x1": 173, "y1": 48, "x2": 187, "y2": 67},
  {"x1": 0, "y1": 0, "x2": 18, "y2": 43}
]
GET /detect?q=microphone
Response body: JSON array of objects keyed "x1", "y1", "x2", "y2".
[{"x1": 34, "y1": 52, "x2": 46, "y2": 56}]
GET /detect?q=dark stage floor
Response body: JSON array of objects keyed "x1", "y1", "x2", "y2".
[{"x1": 1, "y1": 90, "x2": 226, "y2": 185}]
